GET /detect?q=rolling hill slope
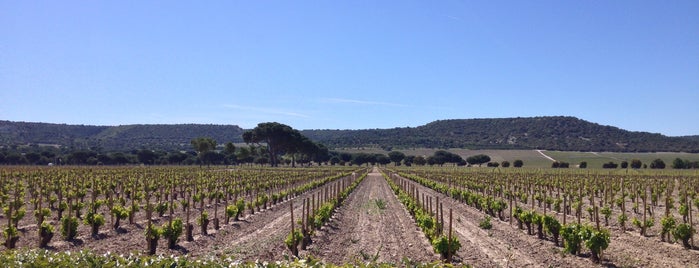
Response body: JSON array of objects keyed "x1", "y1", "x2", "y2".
[
  {"x1": 0, "y1": 121, "x2": 244, "y2": 151},
  {"x1": 1, "y1": 116, "x2": 697, "y2": 152},
  {"x1": 301, "y1": 116, "x2": 699, "y2": 152}
]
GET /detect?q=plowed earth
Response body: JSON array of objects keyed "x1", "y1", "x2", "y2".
[
  {"x1": 303, "y1": 168, "x2": 437, "y2": 265},
  {"x1": 392, "y1": 171, "x2": 699, "y2": 268},
  {"x1": 7, "y1": 168, "x2": 699, "y2": 267}
]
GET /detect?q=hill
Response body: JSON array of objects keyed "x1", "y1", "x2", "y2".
[
  {"x1": 301, "y1": 116, "x2": 699, "y2": 152},
  {"x1": 1, "y1": 116, "x2": 698, "y2": 152},
  {"x1": 0, "y1": 121, "x2": 244, "y2": 151}
]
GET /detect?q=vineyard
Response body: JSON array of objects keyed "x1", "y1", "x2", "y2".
[{"x1": 1, "y1": 165, "x2": 698, "y2": 267}]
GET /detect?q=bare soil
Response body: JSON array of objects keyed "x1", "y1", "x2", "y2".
[
  {"x1": 9, "y1": 178, "x2": 348, "y2": 261},
  {"x1": 6, "y1": 168, "x2": 699, "y2": 267},
  {"x1": 393, "y1": 171, "x2": 699, "y2": 268},
  {"x1": 303, "y1": 167, "x2": 437, "y2": 265}
]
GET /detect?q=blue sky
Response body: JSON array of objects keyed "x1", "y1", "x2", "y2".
[{"x1": 1, "y1": 1, "x2": 697, "y2": 136}]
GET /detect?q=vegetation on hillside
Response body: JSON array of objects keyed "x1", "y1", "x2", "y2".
[
  {"x1": 302, "y1": 116, "x2": 699, "y2": 152},
  {"x1": 2, "y1": 117, "x2": 699, "y2": 154},
  {"x1": 0, "y1": 121, "x2": 244, "y2": 151}
]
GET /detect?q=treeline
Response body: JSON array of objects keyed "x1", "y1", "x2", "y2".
[
  {"x1": 0, "y1": 121, "x2": 244, "y2": 152},
  {"x1": 302, "y1": 116, "x2": 699, "y2": 152},
  {"x1": 554, "y1": 158, "x2": 699, "y2": 169}
]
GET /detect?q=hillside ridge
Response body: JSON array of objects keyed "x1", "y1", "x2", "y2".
[{"x1": 1, "y1": 116, "x2": 698, "y2": 152}]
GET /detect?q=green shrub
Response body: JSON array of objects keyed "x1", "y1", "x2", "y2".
[
  {"x1": 673, "y1": 223, "x2": 695, "y2": 249},
  {"x1": 39, "y1": 222, "x2": 54, "y2": 247},
  {"x1": 162, "y1": 218, "x2": 183, "y2": 249},
  {"x1": 285, "y1": 230, "x2": 303, "y2": 257},
  {"x1": 235, "y1": 199, "x2": 245, "y2": 220},
  {"x1": 479, "y1": 215, "x2": 492, "y2": 230},
  {"x1": 660, "y1": 216, "x2": 676, "y2": 242},
  {"x1": 583, "y1": 227, "x2": 610, "y2": 263},
  {"x1": 60, "y1": 216, "x2": 78, "y2": 240},
  {"x1": 560, "y1": 224, "x2": 583, "y2": 255},
  {"x1": 3, "y1": 225, "x2": 19, "y2": 248},
  {"x1": 543, "y1": 215, "x2": 561, "y2": 246},
  {"x1": 432, "y1": 235, "x2": 461, "y2": 260},
  {"x1": 155, "y1": 202, "x2": 168, "y2": 217}
]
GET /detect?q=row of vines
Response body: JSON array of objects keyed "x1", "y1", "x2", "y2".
[
  {"x1": 380, "y1": 170, "x2": 460, "y2": 262},
  {"x1": 0, "y1": 166, "x2": 360, "y2": 255},
  {"x1": 390, "y1": 167, "x2": 699, "y2": 264}
]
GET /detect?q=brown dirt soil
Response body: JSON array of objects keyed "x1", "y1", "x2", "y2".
[
  {"x1": 303, "y1": 168, "x2": 437, "y2": 265},
  {"x1": 394, "y1": 172, "x2": 594, "y2": 267},
  {"x1": 7, "y1": 176, "x2": 352, "y2": 261},
  {"x1": 393, "y1": 171, "x2": 699, "y2": 268}
]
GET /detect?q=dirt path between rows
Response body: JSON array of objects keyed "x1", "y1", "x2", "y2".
[
  {"x1": 200, "y1": 181, "x2": 343, "y2": 261},
  {"x1": 305, "y1": 167, "x2": 437, "y2": 265},
  {"x1": 394, "y1": 171, "x2": 593, "y2": 267}
]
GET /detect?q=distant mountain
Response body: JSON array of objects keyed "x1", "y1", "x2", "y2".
[
  {"x1": 301, "y1": 116, "x2": 699, "y2": 153},
  {"x1": 1, "y1": 116, "x2": 698, "y2": 152},
  {"x1": 0, "y1": 121, "x2": 244, "y2": 151}
]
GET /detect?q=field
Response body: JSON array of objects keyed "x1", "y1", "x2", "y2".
[
  {"x1": 1, "y1": 165, "x2": 699, "y2": 267},
  {"x1": 338, "y1": 148, "x2": 699, "y2": 169}
]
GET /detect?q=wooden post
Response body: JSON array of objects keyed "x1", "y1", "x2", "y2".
[
  {"x1": 448, "y1": 208, "x2": 453, "y2": 263},
  {"x1": 301, "y1": 199, "x2": 306, "y2": 231},
  {"x1": 509, "y1": 187, "x2": 514, "y2": 226},
  {"x1": 689, "y1": 197, "x2": 694, "y2": 247},
  {"x1": 306, "y1": 198, "x2": 311, "y2": 229},
  {"x1": 621, "y1": 177, "x2": 626, "y2": 232},
  {"x1": 440, "y1": 202, "x2": 444, "y2": 236},
  {"x1": 289, "y1": 200, "x2": 297, "y2": 256},
  {"x1": 642, "y1": 187, "x2": 648, "y2": 236},
  {"x1": 543, "y1": 189, "x2": 547, "y2": 216},
  {"x1": 595, "y1": 206, "x2": 600, "y2": 230},
  {"x1": 563, "y1": 195, "x2": 567, "y2": 226}
]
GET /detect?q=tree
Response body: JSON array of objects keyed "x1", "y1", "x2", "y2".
[
  {"x1": 672, "y1": 158, "x2": 688, "y2": 169},
  {"x1": 339, "y1": 153, "x2": 352, "y2": 163},
  {"x1": 236, "y1": 146, "x2": 253, "y2": 165},
  {"x1": 388, "y1": 151, "x2": 406, "y2": 166},
  {"x1": 376, "y1": 154, "x2": 391, "y2": 166},
  {"x1": 466, "y1": 154, "x2": 491, "y2": 166},
  {"x1": 602, "y1": 162, "x2": 618, "y2": 169},
  {"x1": 242, "y1": 122, "x2": 311, "y2": 167},
  {"x1": 24, "y1": 152, "x2": 41, "y2": 164},
  {"x1": 650, "y1": 158, "x2": 665, "y2": 169},
  {"x1": 200, "y1": 151, "x2": 224, "y2": 165},
  {"x1": 191, "y1": 137, "x2": 217, "y2": 166},
  {"x1": 351, "y1": 153, "x2": 371, "y2": 166},
  {"x1": 579, "y1": 161, "x2": 587, "y2": 168},
  {"x1": 413, "y1": 156, "x2": 427, "y2": 166},
  {"x1": 4, "y1": 152, "x2": 26, "y2": 165},
  {"x1": 137, "y1": 149, "x2": 158, "y2": 165},
  {"x1": 620, "y1": 161, "x2": 629, "y2": 169},
  {"x1": 501, "y1": 161, "x2": 510, "y2": 168},
  {"x1": 311, "y1": 143, "x2": 330, "y2": 165},
  {"x1": 224, "y1": 142, "x2": 236, "y2": 156},
  {"x1": 513, "y1": 159, "x2": 524, "y2": 168},
  {"x1": 329, "y1": 156, "x2": 340, "y2": 165},
  {"x1": 166, "y1": 152, "x2": 188, "y2": 165},
  {"x1": 69, "y1": 151, "x2": 95, "y2": 165},
  {"x1": 404, "y1": 155, "x2": 416, "y2": 166},
  {"x1": 426, "y1": 156, "x2": 436, "y2": 166},
  {"x1": 431, "y1": 150, "x2": 463, "y2": 166},
  {"x1": 630, "y1": 159, "x2": 642, "y2": 169}
]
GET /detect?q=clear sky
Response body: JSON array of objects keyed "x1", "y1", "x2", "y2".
[{"x1": 1, "y1": 1, "x2": 697, "y2": 136}]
